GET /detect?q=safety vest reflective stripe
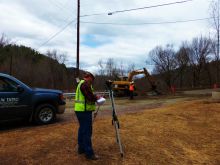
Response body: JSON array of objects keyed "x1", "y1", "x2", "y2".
[{"x1": 74, "y1": 80, "x2": 96, "y2": 112}]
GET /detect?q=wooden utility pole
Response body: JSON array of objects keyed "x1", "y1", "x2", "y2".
[
  {"x1": 217, "y1": 0, "x2": 220, "y2": 83},
  {"x1": 76, "y1": 0, "x2": 80, "y2": 78}
]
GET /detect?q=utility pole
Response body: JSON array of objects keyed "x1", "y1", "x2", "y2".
[
  {"x1": 217, "y1": 0, "x2": 220, "y2": 83},
  {"x1": 76, "y1": 0, "x2": 80, "y2": 79}
]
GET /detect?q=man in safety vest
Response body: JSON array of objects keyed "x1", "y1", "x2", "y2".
[
  {"x1": 129, "y1": 81, "x2": 135, "y2": 100},
  {"x1": 74, "y1": 72, "x2": 100, "y2": 160}
]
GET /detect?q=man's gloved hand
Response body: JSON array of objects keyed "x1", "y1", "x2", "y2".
[{"x1": 96, "y1": 97, "x2": 106, "y2": 105}]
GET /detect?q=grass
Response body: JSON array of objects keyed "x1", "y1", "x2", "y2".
[{"x1": 0, "y1": 99, "x2": 219, "y2": 165}]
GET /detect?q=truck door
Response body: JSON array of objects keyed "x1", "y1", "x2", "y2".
[{"x1": 0, "y1": 77, "x2": 32, "y2": 120}]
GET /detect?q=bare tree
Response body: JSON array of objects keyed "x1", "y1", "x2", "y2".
[
  {"x1": 46, "y1": 49, "x2": 67, "y2": 65},
  {"x1": 209, "y1": 0, "x2": 220, "y2": 82},
  {"x1": 46, "y1": 50, "x2": 62, "y2": 88},
  {"x1": 105, "y1": 58, "x2": 119, "y2": 77},
  {"x1": 0, "y1": 33, "x2": 11, "y2": 47},
  {"x1": 46, "y1": 50, "x2": 57, "y2": 59},
  {"x1": 127, "y1": 63, "x2": 136, "y2": 74},
  {"x1": 149, "y1": 44, "x2": 177, "y2": 87},
  {"x1": 119, "y1": 60, "x2": 126, "y2": 76},
  {"x1": 175, "y1": 42, "x2": 190, "y2": 88},
  {"x1": 188, "y1": 36, "x2": 212, "y2": 87},
  {"x1": 58, "y1": 53, "x2": 67, "y2": 64},
  {"x1": 97, "y1": 59, "x2": 105, "y2": 76}
]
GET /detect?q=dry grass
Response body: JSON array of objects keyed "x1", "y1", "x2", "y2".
[{"x1": 0, "y1": 99, "x2": 219, "y2": 165}]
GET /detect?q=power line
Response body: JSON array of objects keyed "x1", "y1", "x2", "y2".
[
  {"x1": 80, "y1": 0, "x2": 194, "y2": 17},
  {"x1": 37, "y1": 19, "x2": 77, "y2": 50},
  {"x1": 80, "y1": 12, "x2": 107, "y2": 17},
  {"x1": 108, "y1": 0, "x2": 193, "y2": 15},
  {"x1": 81, "y1": 17, "x2": 211, "y2": 26},
  {"x1": 37, "y1": 0, "x2": 194, "y2": 48}
]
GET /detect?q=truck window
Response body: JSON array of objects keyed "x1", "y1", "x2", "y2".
[{"x1": 0, "y1": 77, "x2": 18, "y2": 92}]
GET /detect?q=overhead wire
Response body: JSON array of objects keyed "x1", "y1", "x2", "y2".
[
  {"x1": 81, "y1": 17, "x2": 212, "y2": 26},
  {"x1": 37, "y1": 19, "x2": 77, "y2": 50},
  {"x1": 108, "y1": 0, "x2": 193, "y2": 15},
  {"x1": 38, "y1": 0, "x2": 194, "y2": 48},
  {"x1": 80, "y1": 0, "x2": 194, "y2": 17}
]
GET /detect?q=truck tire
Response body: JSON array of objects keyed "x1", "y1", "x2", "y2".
[{"x1": 34, "y1": 104, "x2": 56, "y2": 124}]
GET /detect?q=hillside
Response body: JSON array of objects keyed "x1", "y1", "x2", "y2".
[{"x1": 0, "y1": 44, "x2": 78, "y2": 91}]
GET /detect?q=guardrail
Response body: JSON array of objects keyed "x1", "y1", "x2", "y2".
[{"x1": 64, "y1": 91, "x2": 109, "y2": 100}]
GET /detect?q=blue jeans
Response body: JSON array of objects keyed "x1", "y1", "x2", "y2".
[{"x1": 75, "y1": 111, "x2": 94, "y2": 156}]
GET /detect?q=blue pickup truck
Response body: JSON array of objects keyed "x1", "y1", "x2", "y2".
[{"x1": 0, "y1": 73, "x2": 66, "y2": 124}]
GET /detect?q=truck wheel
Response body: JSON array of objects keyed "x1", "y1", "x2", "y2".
[{"x1": 34, "y1": 104, "x2": 56, "y2": 124}]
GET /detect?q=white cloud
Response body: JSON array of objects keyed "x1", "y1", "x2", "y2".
[{"x1": 0, "y1": 0, "x2": 212, "y2": 74}]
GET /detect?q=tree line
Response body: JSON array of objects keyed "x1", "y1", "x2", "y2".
[
  {"x1": 148, "y1": 37, "x2": 217, "y2": 89},
  {"x1": 0, "y1": 34, "x2": 74, "y2": 91},
  {"x1": 1, "y1": 34, "x2": 220, "y2": 92},
  {"x1": 94, "y1": 36, "x2": 220, "y2": 91},
  {"x1": 0, "y1": 34, "x2": 116, "y2": 92}
]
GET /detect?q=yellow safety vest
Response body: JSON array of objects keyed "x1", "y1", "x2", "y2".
[{"x1": 74, "y1": 80, "x2": 96, "y2": 111}]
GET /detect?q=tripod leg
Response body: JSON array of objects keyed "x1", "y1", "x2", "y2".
[{"x1": 108, "y1": 88, "x2": 124, "y2": 157}]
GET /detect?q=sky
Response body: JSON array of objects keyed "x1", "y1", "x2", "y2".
[{"x1": 0, "y1": 0, "x2": 213, "y2": 74}]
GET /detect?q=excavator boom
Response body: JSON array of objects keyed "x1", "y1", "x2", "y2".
[
  {"x1": 127, "y1": 68, "x2": 150, "y2": 81},
  {"x1": 111, "y1": 68, "x2": 159, "y2": 96}
]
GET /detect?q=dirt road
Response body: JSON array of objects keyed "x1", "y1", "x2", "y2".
[
  {"x1": 0, "y1": 95, "x2": 203, "y2": 132},
  {"x1": 0, "y1": 93, "x2": 219, "y2": 165},
  {"x1": 62, "y1": 95, "x2": 196, "y2": 121}
]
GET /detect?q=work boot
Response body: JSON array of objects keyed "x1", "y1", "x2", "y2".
[
  {"x1": 86, "y1": 154, "x2": 99, "y2": 160},
  {"x1": 77, "y1": 148, "x2": 85, "y2": 154}
]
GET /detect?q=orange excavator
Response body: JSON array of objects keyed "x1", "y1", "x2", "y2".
[{"x1": 111, "y1": 68, "x2": 159, "y2": 96}]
